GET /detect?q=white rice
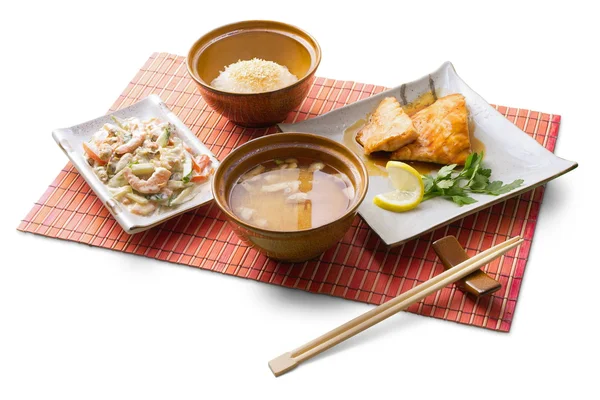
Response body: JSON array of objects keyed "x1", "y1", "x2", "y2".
[{"x1": 210, "y1": 58, "x2": 299, "y2": 93}]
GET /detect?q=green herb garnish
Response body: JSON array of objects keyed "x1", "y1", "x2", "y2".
[{"x1": 421, "y1": 152, "x2": 524, "y2": 206}]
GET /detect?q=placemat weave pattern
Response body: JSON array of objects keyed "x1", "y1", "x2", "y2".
[{"x1": 18, "y1": 53, "x2": 561, "y2": 332}]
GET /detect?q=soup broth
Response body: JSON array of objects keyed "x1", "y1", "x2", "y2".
[{"x1": 230, "y1": 157, "x2": 353, "y2": 231}]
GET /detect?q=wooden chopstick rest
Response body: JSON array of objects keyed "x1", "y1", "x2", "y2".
[{"x1": 432, "y1": 236, "x2": 501, "y2": 297}]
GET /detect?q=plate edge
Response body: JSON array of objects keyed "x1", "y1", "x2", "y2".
[{"x1": 278, "y1": 61, "x2": 458, "y2": 132}]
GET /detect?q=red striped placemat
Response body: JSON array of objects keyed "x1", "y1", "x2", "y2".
[{"x1": 18, "y1": 52, "x2": 560, "y2": 332}]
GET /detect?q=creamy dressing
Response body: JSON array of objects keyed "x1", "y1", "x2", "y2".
[{"x1": 83, "y1": 117, "x2": 212, "y2": 216}]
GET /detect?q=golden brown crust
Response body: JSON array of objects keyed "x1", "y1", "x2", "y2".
[
  {"x1": 357, "y1": 97, "x2": 418, "y2": 155},
  {"x1": 390, "y1": 94, "x2": 471, "y2": 165}
]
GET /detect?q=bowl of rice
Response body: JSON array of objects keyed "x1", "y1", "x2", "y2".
[{"x1": 186, "y1": 20, "x2": 321, "y2": 127}]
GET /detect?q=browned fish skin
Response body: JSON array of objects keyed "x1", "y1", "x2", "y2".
[
  {"x1": 391, "y1": 94, "x2": 471, "y2": 165},
  {"x1": 356, "y1": 97, "x2": 418, "y2": 155}
]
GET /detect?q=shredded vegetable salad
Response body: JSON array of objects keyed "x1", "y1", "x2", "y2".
[{"x1": 83, "y1": 116, "x2": 213, "y2": 216}]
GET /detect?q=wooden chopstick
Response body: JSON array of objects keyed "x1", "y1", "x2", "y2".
[{"x1": 268, "y1": 235, "x2": 524, "y2": 377}]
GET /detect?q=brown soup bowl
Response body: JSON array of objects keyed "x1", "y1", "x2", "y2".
[
  {"x1": 212, "y1": 133, "x2": 368, "y2": 262},
  {"x1": 186, "y1": 20, "x2": 321, "y2": 128}
]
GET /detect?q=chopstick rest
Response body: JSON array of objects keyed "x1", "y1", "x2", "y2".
[{"x1": 432, "y1": 236, "x2": 501, "y2": 297}]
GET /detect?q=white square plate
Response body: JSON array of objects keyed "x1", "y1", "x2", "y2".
[
  {"x1": 52, "y1": 95, "x2": 219, "y2": 234},
  {"x1": 279, "y1": 62, "x2": 577, "y2": 246}
]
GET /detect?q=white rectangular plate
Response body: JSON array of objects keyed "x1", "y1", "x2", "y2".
[
  {"x1": 52, "y1": 95, "x2": 219, "y2": 234},
  {"x1": 279, "y1": 62, "x2": 577, "y2": 246}
]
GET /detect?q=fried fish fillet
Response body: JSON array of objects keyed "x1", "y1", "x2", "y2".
[
  {"x1": 390, "y1": 94, "x2": 471, "y2": 165},
  {"x1": 356, "y1": 97, "x2": 418, "y2": 155}
]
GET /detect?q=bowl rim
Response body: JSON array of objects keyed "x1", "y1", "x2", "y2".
[
  {"x1": 186, "y1": 20, "x2": 322, "y2": 97},
  {"x1": 212, "y1": 132, "x2": 369, "y2": 235}
]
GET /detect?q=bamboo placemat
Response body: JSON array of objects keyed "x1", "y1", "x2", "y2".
[{"x1": 18, "y1": 53, "x2": 561, "y2": 332}]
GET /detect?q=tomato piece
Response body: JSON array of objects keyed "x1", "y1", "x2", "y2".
[
  {"x1": 192, "y1": 154, "x2": 211, "y2": 173},
  {"x1": 82, "y1": 142, "x2": 107, "y2": 165},
  {"x1": 190, "y1": 166, "x2": 213, "y2": 184},
  {"x1": 190, "y1": 175, "x2": 209, "y2": 183}
]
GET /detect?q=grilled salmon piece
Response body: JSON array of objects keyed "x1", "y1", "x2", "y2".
[
  {"x1": 356, "y1": 97, "x2": 418, "y2": 155},
  {"x1": 391, "y1": 94, "x2": 471, "y2": 165}
]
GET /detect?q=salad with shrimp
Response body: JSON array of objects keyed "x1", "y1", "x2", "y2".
[{"x1": 83, "y1": 116, "x2": 213, "y2": 216}]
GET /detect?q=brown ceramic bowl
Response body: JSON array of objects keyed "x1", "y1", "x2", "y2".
[
  {"x1": 212, "y1": 133, "x2": 368, "y2": 262},
  {"x1": 186, "y1": 20, "x2": 321, "y2": 128}
]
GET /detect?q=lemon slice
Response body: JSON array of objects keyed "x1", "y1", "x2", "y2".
[{"x1": 373, "y1": 161, "x2": 424, "y2": 212}]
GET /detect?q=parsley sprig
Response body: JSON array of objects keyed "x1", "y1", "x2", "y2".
[{"x1": 421, "y1": 152, "x2": 524, "y2": 206}]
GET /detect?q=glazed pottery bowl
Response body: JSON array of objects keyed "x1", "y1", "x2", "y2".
[
  {"x1": 186, "y1": 20, "x2": 321, "y2": 128},
  {"x1": 212, "y1": 133, "x2": 368, "y2": 262}
]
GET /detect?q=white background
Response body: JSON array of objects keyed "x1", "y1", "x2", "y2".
[{"x1": 1, "y1": 1, "x2": 598, "y2": 399}]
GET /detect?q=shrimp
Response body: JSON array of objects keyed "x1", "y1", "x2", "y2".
[
  {"x1": 130, "y1": 202, "x2": 157, "y2": 216},
  {"x1": 114, "y1": 131, "x2": 146, "y2": 154},
  {"x1": 123, "y1": 167, "x2": 171, "y2": 194}
]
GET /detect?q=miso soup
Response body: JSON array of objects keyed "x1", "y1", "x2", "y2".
[{"x1": 230, "y1": 157, "x2": 354, "y2": 231}]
